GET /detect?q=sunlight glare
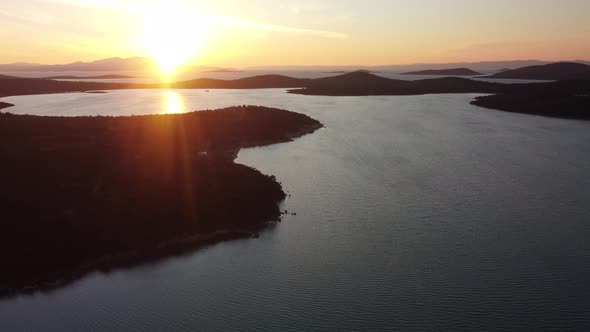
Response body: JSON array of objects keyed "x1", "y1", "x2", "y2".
[
  {"x1": 161, "y1": 91, "x2": 186, "y2": 114},
  {"x1": 137, "y1": 1, "x2": 209, "y2": 78}
]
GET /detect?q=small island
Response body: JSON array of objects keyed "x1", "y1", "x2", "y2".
[
  {"x1": 0, "y1": 106, "x2": 323, "y2": 296},
  {"x1": 401, "y1": 68, "x2": 482, "y2": 76}
]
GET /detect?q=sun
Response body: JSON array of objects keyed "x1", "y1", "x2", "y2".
[{"x1": 137, "y1": 2, "x2": 208, "y2": 78}]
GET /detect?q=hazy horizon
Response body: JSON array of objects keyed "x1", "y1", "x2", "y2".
[
  {"x1": 2, "y1": 0, "x2": 589, "y2": 75},
  {"x1": 2, "y1": 55, "x2": 590, "y2": 68}
]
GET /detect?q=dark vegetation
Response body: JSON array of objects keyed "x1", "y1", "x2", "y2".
[
  {"x1": 485, "y1": 62, "x2": 590, "y2": 80},
  {"x1": 401, "y1": 68, "x2": 482, "y2": 76},
  {"x1": 0, "y1": 106, "x2": 322, "y2": 295}
]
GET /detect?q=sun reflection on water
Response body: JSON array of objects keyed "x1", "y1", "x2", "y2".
[{"x1": 161, "y1": 91, "x2": 186, "y2": 114}]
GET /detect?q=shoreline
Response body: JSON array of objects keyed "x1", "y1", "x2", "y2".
[
  {"x1": 1, "y1": 225, "x2": 270, "y2": 298},
  {"x1": 0, "y1": 106, "x2": 323, "y2": 297},
  {"x1": 0, "y1": 102, "x2": 14, "y2": 110}
]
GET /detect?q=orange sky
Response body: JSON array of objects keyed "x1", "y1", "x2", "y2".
[{"x1": 1, "y1": 0, "x2": 589, "y2": 67}]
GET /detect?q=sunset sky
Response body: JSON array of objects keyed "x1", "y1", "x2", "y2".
[{"x1": 1, "y1": 0, "x2": 589, "y2": 67}]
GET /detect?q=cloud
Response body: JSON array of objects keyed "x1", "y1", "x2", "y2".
[
  {"x1": 214, "y1": 15, "x2": 347, "y2": 39},
  {"x1": 52, "y1": 0, "x2": 348, "y2": 39}
]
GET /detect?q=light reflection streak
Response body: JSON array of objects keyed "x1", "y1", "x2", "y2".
[{"x1": 160, "y1": 91, "x2": 186, "y2": 114}]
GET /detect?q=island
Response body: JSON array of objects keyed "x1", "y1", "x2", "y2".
[
  {"x1": 485, "y1": 62, "x2": 590, "y2": 80},
  {"x1": 0, "y1": 106, "x2": 323, "y2": 296},
  {"x1": 471, "y1": 83, "x2": 590, "y2": 119},
  {"x1": 0, "y1": 102, "x2": 14, "y2": 110},
  {"x1": 202, "y1": 69, "x2": 242, "y2": 73},
  {"x1": 401, "y1": 68, "x2": 482, "y2": 76},
  {"x1": 288, "y1": 71, "x2": 509, "y2": 96},
  {"x1": 323, "y1": 69, "x2": 378, "y2": 74},
  {"x1": 287, "y1": 72, "x2": 590, "y2": 119},
  {"x1": 2, "y1": 64, "x2": 589, "y2": 120}
]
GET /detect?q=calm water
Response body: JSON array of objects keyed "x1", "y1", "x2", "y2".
[{"x1": 1, "y1": 90, "x2": 590, "y2": 331}]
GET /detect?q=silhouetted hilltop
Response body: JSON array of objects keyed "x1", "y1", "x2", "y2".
[
  {"x1": 0, "y1": 71, "x2": 535, "y2": 98},
  {"x1": 312, "y1": 71, "x2": 396, "y2": 84},
  {"x1": 402, "y1": 68, "x2": 482, "y2": 76},
  {"x1": 486, "y1": 62, "x2": 590, "y2": 80},
  {"x1": 289, "y1": 73, "x2": 508, "y2": 96},
  {"x1": 41, "y1": 75, "x2": 139, "y2": 80},
  {"x1": 298, "y1": 71, "x2": 410, "y2": 96},
  {"x1": 0, "y1": 106, "x2": 322, "y2": 295}
]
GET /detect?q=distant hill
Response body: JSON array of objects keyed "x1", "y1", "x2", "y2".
[
  {"x1": 173, "y1": 75, "x2": 308, "y2": 89},
  {"x1": 0, "y1": 57, "x2": 154, "y2": 72},
  {"x1": 41, "y1": 75, "x2": 139, "y2": 80},
  {"x1": 289, "y1": 71, "x2": 505, "y2": 96},
  {"x1": 299, "y1": 71, "x2": 409, "y2": 95},
  {"x1": 202, "y1": 69, "x2": 242, "y2": 73},
  {"x1": 402, "y1": 68, "x2": 482, "y2": 76},
  {"x1": 323, "y1": 69, "x2": 378, "y2": 74},
  {"x1": 486, "y1": 62, "x2": 590, "y2": 80},
  {"x1": 0, "y1": 57, "x2": 232, "y2": 73},
  {"x1": 248, "y1": 60, "x2": 590, "y2": 74}
]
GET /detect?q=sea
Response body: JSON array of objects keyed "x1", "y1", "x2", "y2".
[{"x1": 1, "y1": 79, "x2": 589, "y2": 330}]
